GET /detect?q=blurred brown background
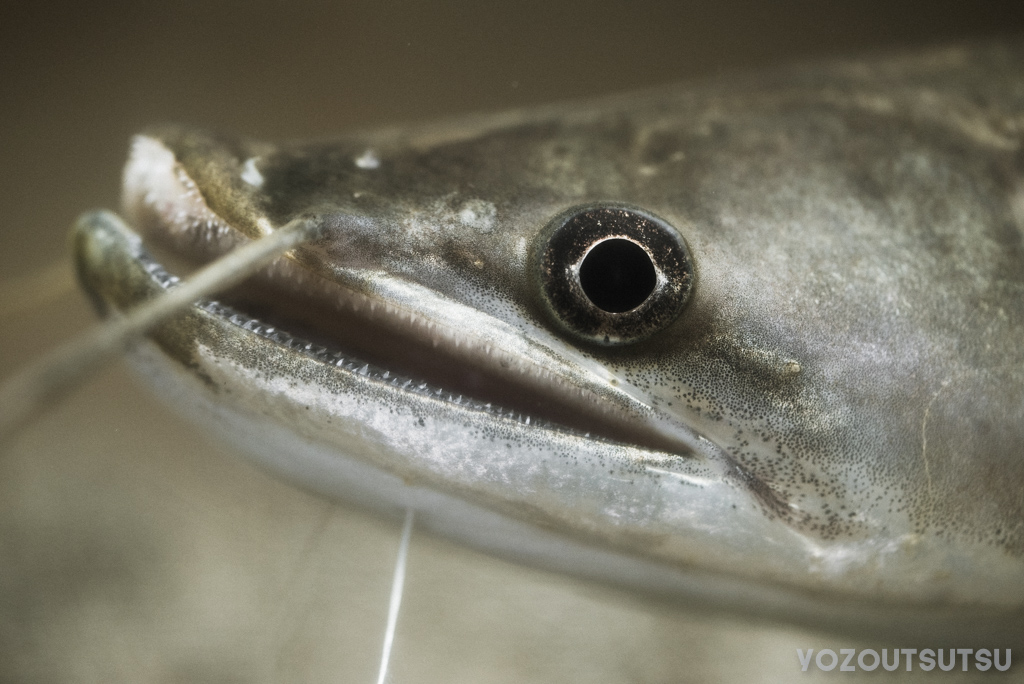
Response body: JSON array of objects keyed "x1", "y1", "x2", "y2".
[{"x1": 2, "y1": 2, "x2": 1023, "y2": 683}]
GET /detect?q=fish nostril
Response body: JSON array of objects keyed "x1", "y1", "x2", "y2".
[{"x1": 578, "y1": 238, "x2": 657, "y2": 313}]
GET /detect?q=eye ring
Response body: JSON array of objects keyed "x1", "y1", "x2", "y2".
[{"x1": 533, "y1": 204, "x2": 695, "y2": 346}]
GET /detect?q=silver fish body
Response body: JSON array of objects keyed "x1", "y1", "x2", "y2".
[{"x1": 75, "y1": 43, "x2": 1024, "y2": 640}]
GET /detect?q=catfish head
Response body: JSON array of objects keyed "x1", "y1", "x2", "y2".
[{"x1": 75, "y1": 43, "x2": 1024, "y2": 640}]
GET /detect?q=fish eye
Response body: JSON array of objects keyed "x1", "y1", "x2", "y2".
[{"x1": 533, "y1": 204, "x2": 695, "y2": 345}]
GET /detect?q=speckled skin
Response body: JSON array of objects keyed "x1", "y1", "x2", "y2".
[{"x1": 77, "y1": 44, "x2": 1024, "y2": 638}]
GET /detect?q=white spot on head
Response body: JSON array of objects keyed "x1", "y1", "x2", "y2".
[
  {"x1": 123, "y1": 136, "x2": 177, "y2": 215},
  {"x1": 457, "y1": 199, "x2": 496, "y2": 232},
  {"x1": 254, "y1": 217, "x2": 274, "y2": 236},
  {"x1": 241, "y1": 157, "x2": 264, "y2": 188},
  {"x1": 355, "y1": 150, "x2": 381, "y2": 170},
  {"x1": 515, "y1": 236, "x2": 527, "y2": 260}
]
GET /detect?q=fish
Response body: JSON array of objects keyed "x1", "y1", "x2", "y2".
[{"x1": 70, "y1": 41, "x2": 1024, "y2": 645}]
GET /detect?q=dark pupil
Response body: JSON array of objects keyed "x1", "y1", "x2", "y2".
[{"x1": 578, "y1": 238, "x2": 656, "y2": 313}]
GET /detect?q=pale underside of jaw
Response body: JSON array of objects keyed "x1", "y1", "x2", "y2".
[{"x1": 119, "y1": 134, "x2": 719, "y2": 461}]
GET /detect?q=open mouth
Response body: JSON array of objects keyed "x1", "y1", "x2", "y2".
[{"x1": 112, "y1": 135, "x2": 698, "y2": 457}]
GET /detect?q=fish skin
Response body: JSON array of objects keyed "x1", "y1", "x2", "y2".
[{"x1": 76, "y1": 42, "x2": 1024, "y2": 638}]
